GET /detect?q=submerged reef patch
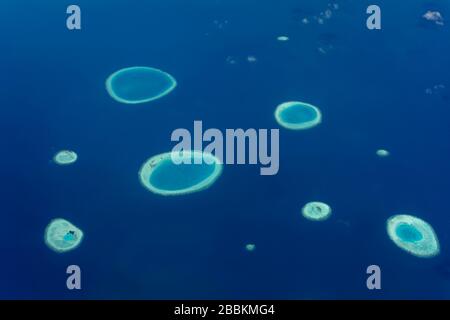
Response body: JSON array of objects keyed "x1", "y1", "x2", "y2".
[
  {"x1": 54, "y1": 150, "x2": 78, "y2": 165},
  {"x1": 106, "y1": 66, "x2": 177, "y2": 104},
  {"x1": 277, "y1": 35, "x2": 290, "y2": 41},
  {"x1": 302, "y1": 202, "x2": 332, "y2": 221},
  {"x1": 139, "y1": 150, "x2": 223, "y2": 196},
  {"x1": 423, "y1": 11, "x2": 444, "y2": 26},
  {"x1": 387, "y1": 214, "x2": 440, "y2": 258},
  {"x1": 376, "y1": 149, "x2": 390, "y2": 157},
  {"x1": 44, "y1": 218, "x2": 84, "y2": 253},
  {"x1": 275, "y1": 101, "x2": 322, "y2": 130}
]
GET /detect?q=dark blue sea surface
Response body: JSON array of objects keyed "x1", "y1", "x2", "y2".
[{"x1": 1, "y1": 0, "x2": 450, "y2": 299}]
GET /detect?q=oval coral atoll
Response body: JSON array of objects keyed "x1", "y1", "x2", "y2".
[
  {"x1": 387, "y1": 214, "x2": 440, "y2": 258},
  {"x1": 275, "y1": 101, "x2": 322, "y2": 130},
  {"x1": 106, "y1": 66, "x2": 177, "y2": 104},
  {"x1": 139, "y1": 150, "x2": 223, "y2": 196},
  {"x1": 44, "y1": 218, "x2": 84, "y2": 253}
]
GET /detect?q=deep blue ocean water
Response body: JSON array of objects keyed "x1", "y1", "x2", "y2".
[{"x1": 1, "y1": 0, "x2": 450, "y2": 299}]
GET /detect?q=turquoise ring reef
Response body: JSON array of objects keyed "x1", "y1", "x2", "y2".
[
  {"x1": 139, "y1": 150, "x2": 223, "y2": 196},
  {"x1": 53, "y1": 150, "x2": 78, "y2": 165},
  {"x1": 302, "y1": 201, "x2": 332, "y2": 221},
  {"x1": 275, "y1": 101, "x2": 322, "y2": 130},
  {"x1": 44, "y1": 218, "x2": 84, "y2": 253},
  {"x1": 387, "y1": 214, "x2": 440, "y2": 258},
  {"x1": 106, "y1": 66, "x2": 177, "y2": 104}
]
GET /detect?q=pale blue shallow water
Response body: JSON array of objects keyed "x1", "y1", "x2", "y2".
[
  {"x1": 150, "y1": 158, "x2": 217, "y2": 191},
  {"x1": 279, "y1": 103, "x2": 319, "y2": 124},
  {"x1": 1, "y1": 0, "x2": 450, "y2": 299},
  {"x1": 396, "y1": 224, "x2": 423, "y2": 243}
]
